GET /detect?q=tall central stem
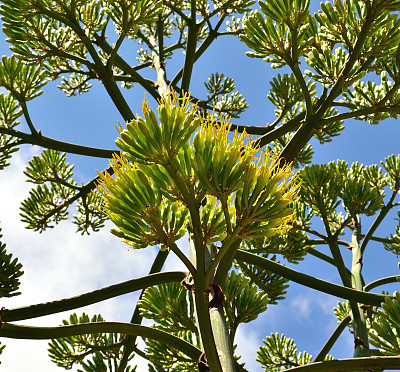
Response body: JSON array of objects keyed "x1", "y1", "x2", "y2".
[
  {"x1": 350, "y1": 216, "x2": 370, "y2": 361},
  {"x1": 189, "y1": 239, "x2": 235, "y2": 371}
]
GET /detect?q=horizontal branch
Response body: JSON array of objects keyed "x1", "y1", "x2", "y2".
[
  {"x1": 281, "y1": 356, "x2": 400, "y2": 371},
  {"x1": 320, "y1": 105, "x2": 400, "y2": 126},
  {"x1": 0, "y1": 322, "x2": 201, "y2": 361},
  {"x1": 0, "y1": 126, "x2": 117, "y2": 158},
  {"x1": 369, "y1": 236, "x2": 391, "y2": 244},
  {"x1": 2, "y1": 271, "x2": 187, "y2": 322},
  {"x1": 363, "y1": 275, "x2": 400, "y2": 292},
  {"x1": 235, "y1": 250, "x2": 387, "y2": 306},
  {"x1": 230, "y1": 123, "x2": 272, "y2": 135}
]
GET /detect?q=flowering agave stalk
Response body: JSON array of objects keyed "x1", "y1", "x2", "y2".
[{"x1": 98, "y1": 92, "x2": 299, "y2": 371}]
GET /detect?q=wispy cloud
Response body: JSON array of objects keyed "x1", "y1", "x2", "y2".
[{"x1": 235, "y1": 326, "x2": 263, "y2": 371}]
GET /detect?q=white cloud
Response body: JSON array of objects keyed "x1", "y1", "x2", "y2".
[
  {"x1": 0, "y1": 149, "x2": 156, "y2": 371},
  {"x1": 289, "y1": 290, "x2": 338, "y2": 321},
  {"x1": 235, "y1": 326, "x2": 263, "y2": 371}
]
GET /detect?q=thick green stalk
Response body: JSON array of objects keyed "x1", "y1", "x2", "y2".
[
  {"x1": 350, "y1": 217, "x2": 370, "y2": 359},
  {"x1": 213, "y1": 240, "x2": 241, "y2": 287},
  {"x1": 189, "y1": 240, "x2": 224, "y2": 371},
  {"x1": 3, "y1": 270, "x2": 185, "y2": 322},
  {"x1": 235, "y1": 250, "x2": 386, "y2": 306},
  {"x1": 205, "y1": 244, "x2": 235, "y2": 372},
  {"x1": 280, "y1": 356, "x2": 400, "y2": 371},
  {"x1": 209, "y1": 303, "x2": 235, "y2": 372},
  {"x1": 0, "y1": 323, "x2": 201, "y2": 361}
]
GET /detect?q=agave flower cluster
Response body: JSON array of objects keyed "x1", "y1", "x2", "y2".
[{"x1": 98, "y1": 93, "x2": 299, "y2": 259}]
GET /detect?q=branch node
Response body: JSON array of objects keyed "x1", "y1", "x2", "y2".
[
  {"x1": 0, "y1": 307, "x2": 6, "y2": 328},
  {"x1": 208, "y1": 284, "x2": 224, "y2": 308},
  {"x1": 198, "y1": 352, "x2": 210, "y2": 372}
]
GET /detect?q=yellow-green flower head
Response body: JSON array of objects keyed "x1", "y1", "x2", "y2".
[
  {"x1": 100, "y1": 94, "x2": 298, "y2": 248},
  {"x1": 234, "y1": 150, "x2": 299, "y2": 239},
  {"x1": 97, "y1": 154, "x2": 188, "y2": 249},
  {"x1": 191, "y1": 114, "x2": 258, "y2": 200},
  {"x1": 115, "y1": 91, "x2": 200, "y2": 165}
]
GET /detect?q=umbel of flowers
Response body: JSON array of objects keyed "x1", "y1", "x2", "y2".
[
  {"x1": 98, "y1": 93, "x2": 298, "y2": 250},
  {"x1": 97, "y1": 92, "x2": 299, "y2": 370}
]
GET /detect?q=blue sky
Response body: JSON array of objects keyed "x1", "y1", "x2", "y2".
[{"x1": 1, "y1": 2, "x2": 400, "y2": 371}]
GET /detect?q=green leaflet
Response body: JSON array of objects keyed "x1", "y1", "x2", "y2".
[
  {"x1": 0, "y1": 227, "x2": 23, "y2": 298},
  {"x1": 48, "y1": 312, "x2": 136, "y2": 371},
  {"x1": 257, "y1": 332, "x2": 333, "y2": 371}
]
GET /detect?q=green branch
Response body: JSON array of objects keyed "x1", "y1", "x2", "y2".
[
  {"x1": 37, "y1": 6, "x2": 135, "y2": 121},
  {"x1": 0, "y1": 126, "x2": 117, "y2": 158},
  {"x1": 35, "y1": 31, "x2": 96, "y2": 70},
  {"x1": 364, "y1": 275, "x2": 400, "y2": 292},
  {"x1": 198, "y1": 0, "x2": 235, "y2": 26},
  {"x1": 93, "y1": 34, "x2": 161, "y2": 102},
  {"x1": 307, "y1": 247, "x2": 351, "y2": 278},
  {"x1": 33, "y1": 165, "x2": 114, "y2": 227},
  {"x1": 258, "y1": 111, "x2": 305, "y2": 148},
  {"x1": 19, "y1": 100, "x2": 39, "y2": 136},
  {"x1": 320, "y1": 106, "x2": 400, "y2": 126},
  {"x1": 361, "y1": 188, "x2": 399, "y2": 254},
  {"x1": 167, "y1": 240, "x2": 196, "y2": 276},
  {"x1": 235, "y1": 250, "x2": 387, "y2": 306},
  {"x1": 319, "y1": 200, "x2": 351, "y2": 287},
  {"x1": 163, "y1": 1, "x2": 190, "y2": 22},
  {"x1": 280, "y1": 356, "x2": 400, "y2": 371},
  {"x1": 279, "y1": 6, "x2": 378, "y2": 163},
  {"x1": 2, "y1": 271, "x2": 186, "y2": 322},
  {"x1": 349, "y1": 217, "x2": 369, "y2": 357},
  {"x1": 180, "y1": 0, "x2": 198, "y2": 94},
  {"x1": 0, "y1": 322, "x2": 201, "y2": 361},
  {"x1": 313, "y1": 315, "x2": 351, "y2": 362},
  {"x1": 290, "y1": 63, "x2": 313, "y2": 119},
  {"x1": 170, "y1": 16, "x2": 226, "y2": 88},
  {"x1": 229, "y1": 123, "x2": 274, "y2": 135}
]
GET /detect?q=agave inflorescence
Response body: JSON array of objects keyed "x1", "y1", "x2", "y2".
[{"x1": 98, "y1": 92, "x2": 299, "y2": 268}]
